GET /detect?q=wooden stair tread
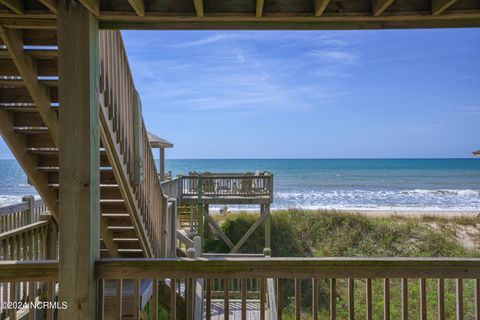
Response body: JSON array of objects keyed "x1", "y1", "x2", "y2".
[
  {"x1": 13, "y1": 126, "x2": 49, "y2": 134},
  {"x1": 0, "y1": 48, "x2": 58, "y2": 60},
  {"x1": 0, "y1": 79, "x2": 58, "y2": 87}
]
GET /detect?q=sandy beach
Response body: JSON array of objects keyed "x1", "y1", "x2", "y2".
[{"x1": 334, "y1": 209, "x2": 480, "y2": 218}]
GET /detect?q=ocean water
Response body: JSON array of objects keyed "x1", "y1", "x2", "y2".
[
  {"x1": 164, "y1": 159, "x2": 480, "y2": 211},
  {"x1": 1, "y1": 159, "x2": 479, "y2": 211}
]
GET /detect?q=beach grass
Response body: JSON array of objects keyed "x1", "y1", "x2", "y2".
[
  {"x1": 204, "y1": 209, "x2": 480, "y2": 319},
  {"x1": 205, "y1": 209, "x2": 480, "y2": 257}
]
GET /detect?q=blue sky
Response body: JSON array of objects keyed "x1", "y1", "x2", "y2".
[{"x1": 1, "y1": 28, "x2": 479, "y2": 159}]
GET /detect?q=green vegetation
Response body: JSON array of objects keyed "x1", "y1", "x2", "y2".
[{"x1": 204, "y1": 209, "x2": 480, "y2": 319}]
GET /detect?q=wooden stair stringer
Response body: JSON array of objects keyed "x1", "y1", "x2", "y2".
[{"x1": 99, "y1": 94, "x2": 154, "y2": 258}]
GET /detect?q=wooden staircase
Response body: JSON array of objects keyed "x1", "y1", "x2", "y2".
[
  {"x1": 177, "y1": 205, "x2": 199, "y2": 232},
  {"x1": 0, "y1": 28, "x2": 166, "y2": 258}
]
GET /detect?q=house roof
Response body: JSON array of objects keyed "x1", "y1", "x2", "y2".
[{"x1": 148, "y1": 132, "x2": 173, "y2": 148}]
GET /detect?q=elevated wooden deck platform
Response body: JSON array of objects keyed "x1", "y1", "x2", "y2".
[
  {"x1": 164, "y1": 173, "x2": 274, "y2": 206},
  {"x1": 1, "y1": 0, "x2": 480, "y2": 30},
  {"x1": 1, "y1": 2, "x2": 479, "y2": 319}
]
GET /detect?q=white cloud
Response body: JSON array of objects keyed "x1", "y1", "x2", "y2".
[
  {"x1": 449, "y1": 106, "x2": 480, "y2": 116},
  {"x1": 309, "y1": 49, "x2": 357, "y2": 64}
]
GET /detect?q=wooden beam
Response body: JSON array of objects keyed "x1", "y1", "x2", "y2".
[
  {"x1": 432, "y1": 0, "x2": 458, "y2": 15},
  {"x1": 0, "y1": 26, "x2": 59, "y2": 147},
  {"x1": 57, "y1": 0, "x2": 100, "y2": 318},
  {"x1": 38, "y1": 0, "x2": 57, "y2": 14},
  {"x1": 373, "y1": 0, "x2": 394, "y2": 16},
  {"x1": 99, "y1": 99, "x2": 154, "y2": 257},
  {"x1": 230, "y1": 210, "x2": 269, "y2": 253},
  {"x1": 314, "y1": 0, "x2": 330, "y2": 16},
  {"x1": 127, "y1": 0, "x2": 144, "y2": 16},
  {"x1": 100, "y1": 216, "x2": 120, "y2": 257},
  {"x1": 79, "y1": 0, "x2": 99, "y2": 16},
  {"x1": 204, "y1": 211, "x2": 234, "y2": 249},
  {"x1": 96, "y1": 258, "x2": 480, "y2": 280},
  {"x1": 256, "y1": 0, "x2": 264, "y2": 18},
  {"x1": 193, "y1": 0, "x2": 204, "y2": 17},
  {"x1": 0, "y1": 0, "x2": 24, "y2": 14},
  {"x1": 0, "y1": 110, "x2": 58, "y2": 219}
]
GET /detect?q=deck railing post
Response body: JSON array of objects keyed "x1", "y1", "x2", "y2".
[
  {"x1": 22, "y1": 195, "x2": 35, "y2": 224},
  {"x1": 168, "y1": 198, "x2": 177, "y2": 257},
  {"x1": 197, "y1": 175, "x2": 204, "y2": 249},
  {"x1": 40, "y1": 213, "x2": 58, "y2": 260}
]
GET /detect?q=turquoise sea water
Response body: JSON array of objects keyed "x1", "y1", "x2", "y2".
[{"x1": 1, "y1": 159, "x2": 479, "y2": 211}]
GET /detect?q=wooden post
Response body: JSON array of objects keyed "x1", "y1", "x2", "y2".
[
  {"x1": 22, "y1": 195, "x2": 35, "y2": 224},
  {"x1": 40, "y1": 214, "x2": 58, "y2": 259},
  {"x1": 197, "y1": 175, "x2": 204, "y2": 249},
  {"x1": 57, "y1": 2, "x2": 100, "y2": 319},
  {"x1": 168, "y1": 198, "x2": 177, "y2": 257},
  {"x1": 203, "y1": 204, "x2": 211, "y2": 239},
  {"x1": 160, "y1": 147, "x2": 165, "y2": 181},
  {"x1": 263, "y1": 204, "x2": 271, "y2": 256}
]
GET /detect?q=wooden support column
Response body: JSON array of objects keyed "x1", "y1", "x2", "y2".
[
  {"x1": 160, "y1": 147, "x2": 165, "y2": 181},
  {"x1": 263, "y1": 204, "x2": 271, "y2": 256},
  {"x1": 197, "y1": 175, "x2": 204, "y2": 250},
  {"x1": 57, "y1": 2, "x2": 100, "y2": 319}
]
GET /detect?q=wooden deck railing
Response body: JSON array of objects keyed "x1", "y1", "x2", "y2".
[
  {"x1": 96, "y1": 257, "x2": 480, "y2": 320},
  {"x1": 181, "y1": 173, "x2": 273, "y2": 201},
  {"x1": 0, "y1": 197, "x2": 56, "y2": 262},
  {"x1": 2, "y1": 258, "x2": 480, "y2": 319},
  {"x1": 0, "y1": 220, "x2": 48, "y2": 261},
  {"x1": 161, "y1": 176, "x2": 182, "y2": 202},
  {"x1": 0, "y1": 261, "x2": 57, "y2": 320},
  {"x1": 99, "y1": 30, "x2": 166, "y2": 257},
  {"x1": 0, "y1": 197, "x2": 48, "y2": 233}
]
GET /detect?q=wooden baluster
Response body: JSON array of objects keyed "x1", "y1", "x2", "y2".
[
  {"x1": 168, "y1": 279, "x2": 175, "y2": 320},
  {"x1": 366, "y1": 278, "x2": 372, "y2": 320},
  {"x1": 16, "y1": 234, "x2": 21, "y2": 261},
  {"x1": 134, "y1": 279, "x2": 140, "y2": 320},
  {"x1": 224, "y1": 279, "x2": 230, "y2": 320},
  {"x1": 29, "y1": 230, "x2": 34, "y2": 260},
  {"x1": 241, "y1": 278, "x2": 247, "y2": 320},
  {"x1": 456, "y1": 279, "x2": 463, "y2": 320},
  {"x1": 384, "y1": 278, "x2": 390, "y2": 320},
  {"x1": 46, "y1": 281, "x2": 53, "y2": 320},
  {"x1": 277, "y1": 279, "x2": 283, "y2": 320},
  {"x1": 9, "y1": 236, "x2": 14, "y2": 260},
  {"x1": 186, "y1": 278, "x2": 193, "y2": 320},
  {"x1": 475, "y1": 279, "x2": 480, "y2": 320},
  {"x1": 33, "y1": 229, "x2": 38, "y2": 260},
  {"x1": 97, "y1": 279, "x2": 104, "y2": 320},
  {"x1": 348, "y1": 279, "x2": 354, "y2": 320},
  {"x1": 0, "y1": 239, "x2": 4, "y2": 259},
  {"x1": 260, "y1": 278, "x2": 265, "y2": 320},
  {"x1": 420, "y1": 279, "x2": 427, "y2": 320},
  {"x1": 295, "y1": 278, "x2": 301, "y2": 320},
  {"x1": 313, "y1": 278, "x2": 319, "y2": 320},
  {"x1": 116, "y1": 279, "x2": 123, "y2": 320},
  {"x1": 402, "y1": 278, "x2": 408, "y2": 320},
  {"x1": 21, "y1": 233, "x2": 26, "y2": 261},
  {"x1": 330, "y1": 278, "x2": 336, "y2": 320},
  {"x1": 206, "y1": 278, "x2": 211, "y2": 320},
  {"x1": 438, "y1": 278, "x2": 445, "y2": 320},
  {"x1": 9, "y1": 281, "x2": 16, "y2": 320},
  {"x1": 28, "y1": 281, "x2": 35, "y2": 320}
]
